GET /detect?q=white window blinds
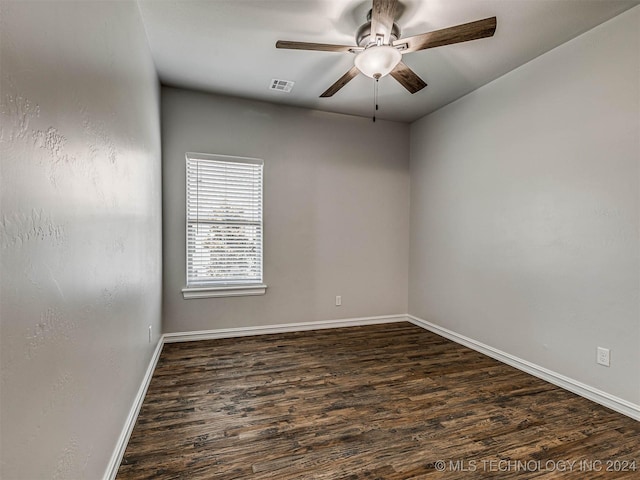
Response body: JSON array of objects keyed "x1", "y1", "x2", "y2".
[{"x1": 186, "y1": 153, "x2": 263, "y2": 287}]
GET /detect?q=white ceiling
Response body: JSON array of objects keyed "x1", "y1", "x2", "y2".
[{"x1": 137, "y1": 0, "x2": 639, "y2": 123}]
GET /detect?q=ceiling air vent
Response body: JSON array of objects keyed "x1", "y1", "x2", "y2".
[{"x1": 270, "y1": 79, "x2": 294, "y2": 93}]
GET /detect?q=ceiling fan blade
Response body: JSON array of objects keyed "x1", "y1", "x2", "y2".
[
  {"x1": 394, "y1": 16, "x2": 496, "y2": 53},
  {"x1": 371, "y1": 0, "x2": 398, "y2": 44},
  {"x1": 320, "y1": 66, "x2": 360, "y2": 97},
  {"x1": 276, "y1": 40, "x2": 361, "y2": 53},
  {"x1": 390, "y1": 61, "x2": 427, "y2": 93}
]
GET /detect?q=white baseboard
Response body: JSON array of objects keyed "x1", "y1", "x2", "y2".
[
  {"x1": 163, "y1": 314, "x2": 407, "y2": 343},
  {"x1": 103, "y1": 336, "x2": 165, "y2": 480},
  {"x1": 407, "y1": 314, "x2": 640, "y2": 421}
]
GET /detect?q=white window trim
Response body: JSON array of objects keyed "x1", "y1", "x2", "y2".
[
  {"x1": 182, "y1": 284, "x2": 267, "y2": 299},
  {"x1": 183, "y1": 152, "x2": 267, "y2": 299}
]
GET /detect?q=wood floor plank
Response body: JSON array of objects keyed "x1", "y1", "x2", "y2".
[{"x1": 117, "y1": 323, "x2": 640, "y2": 479}]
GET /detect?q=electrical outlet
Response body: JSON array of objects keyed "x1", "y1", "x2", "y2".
[
  {"x1": 148, "y1": 325, "x2": 152, "y2": 343},
  {"x1": 335, "y1": 295, "x2": 342, "y2": 306},
  {"x1": 597, "y1": 347, "x2": 610, "y2": 367}
]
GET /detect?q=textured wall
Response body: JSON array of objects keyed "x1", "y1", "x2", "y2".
[
  {"x1": 0, "y1": 1, "x2": 162, "y2": 478},
  {"x1": 162, "y1": 87, "x2": 409, "y2": 333},
  {"x1": 409, "y1": 7, "x2": 639, "y2": 405}
]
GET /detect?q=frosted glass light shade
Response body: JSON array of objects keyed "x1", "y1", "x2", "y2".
[{"x1": 354, "y1": 45, "x2": 402, "y2": 79}]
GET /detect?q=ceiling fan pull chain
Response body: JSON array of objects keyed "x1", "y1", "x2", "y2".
[
  {"x1": 373, "y1": 74, "x2": 380, "y2": 122},
  {"x1": 372, "y1": 78, "x2": 376, "y2": 122}
]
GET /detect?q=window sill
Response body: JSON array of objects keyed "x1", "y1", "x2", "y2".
[{"x1": 182, "y1": 284, "x2": 267, "y2": 299}]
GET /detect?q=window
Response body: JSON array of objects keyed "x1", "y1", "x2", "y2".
[{"x1": 182, "y1": 153, "x2": 266, "y2": 299}]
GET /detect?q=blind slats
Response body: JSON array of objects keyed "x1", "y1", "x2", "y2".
[
  {"x1": 186, "y1": 183, "x2": 262, "y2": 194},
  {"x1": 186, "y1": 154, "x2": 263, "y2": 286}
]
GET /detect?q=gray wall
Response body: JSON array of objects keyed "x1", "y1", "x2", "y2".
[
  {"x1": 162, "y1": 87, "x2": 409, "y2": 333},
  {"x1": 409, "y1": 7, "x2": 639, "y2": 405},
  {"x1": 0, "y1": 1, "x2": 162, "y2": 478}
]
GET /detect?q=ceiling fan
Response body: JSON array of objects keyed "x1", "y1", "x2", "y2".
[{"x1": 276, "y1": 0, "x2": 497, "y2": 98}]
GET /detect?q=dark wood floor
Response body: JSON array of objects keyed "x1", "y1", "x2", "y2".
[{"x1": 117, "y1": 322, "x2": 640, "y2": 479}]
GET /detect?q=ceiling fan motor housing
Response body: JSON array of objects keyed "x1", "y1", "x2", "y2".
[{"x1": 356, "y1": 9, "x2": 401, "y2": 46}]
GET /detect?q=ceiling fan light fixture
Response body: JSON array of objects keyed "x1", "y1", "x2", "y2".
[{"x1": 354, "y1": 45, "x2": 401, "y2": 79}]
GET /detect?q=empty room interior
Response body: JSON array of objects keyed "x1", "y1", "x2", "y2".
[{"x1": 1, "y1": 0, "x2": 640, "y2": 478}]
